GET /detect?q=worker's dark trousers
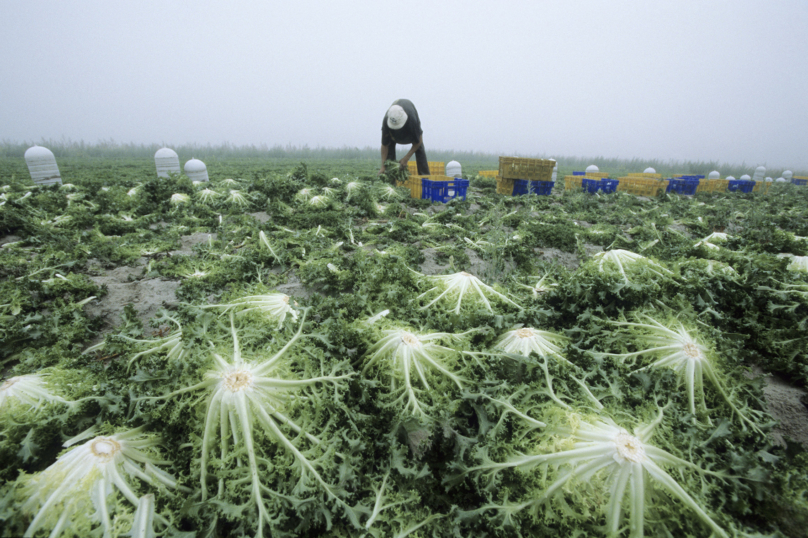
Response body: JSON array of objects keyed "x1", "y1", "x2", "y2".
[{"x1": 387, "y1": 143, "x2": 430, "y2": 174}]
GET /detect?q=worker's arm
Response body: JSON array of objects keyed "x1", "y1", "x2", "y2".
[
  {"x1": 379, "y1": 144, "x2": 389, "y2": 175},
  {"x1": 399, "y1": 135, "x2": 423, "y2": 169}
]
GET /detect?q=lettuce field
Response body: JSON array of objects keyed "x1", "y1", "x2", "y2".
[{"x1": 1, "y1": 156, "x2": 808, "y2": 537}]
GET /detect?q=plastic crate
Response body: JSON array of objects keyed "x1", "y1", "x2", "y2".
[
  {"x1": 617, "y1": 177, "x2": 668, "y2": 196},
  {"x1": 498, "y1": 157, "x2": 554, "y2": 180},
  {"x1": 584, "y1": 172, "x2": 611, "y2": 179},
  {"x1": 422, "y1": 177, "x2": 469, "y2": 203},
  {"x1": 478, "y1": 170, "x2": 498, "y2": 177},
  {"x1": 696, "y1": 179, "x2": 728, "y2": 193},
  {"x1": 582, "y1": 178, "x2": 601, "y2": 193},
  {"x1": 395, "y1": 176, "x2": 423, "y2": 199},
  {"x1": 727, "y1": 180, "x2": 754, "y2": 193},
  {"x1": 572, "y1": 171, "x2": 586, "y2": 176},
  {"x1": 564, "y1": 175, "x2": 583, "y2": 190},
  {"x1": 407, "y1": 161, "x2": 444, "y2": 175},
  {"x1": 753, "y1": 181, "x2": 770, "y2": 194},
  {"x1": 600, "y1": 179, "x2": 619, "y2": 193},
  {"x1": 496, "y1": 176, "x2": 515, "y2": 195},
  {"x1": 627, "y1": 172, "x2": 662, "y2": 179},
  {"x1": 666, "y1": 178, "x2": 699, "y2": 195},
  {"x1": 512, "y1": 179, "x2": 555, "y2": 196},
  {"x1": 792, "y1": 178, "x2": 808, "y2": 186}
]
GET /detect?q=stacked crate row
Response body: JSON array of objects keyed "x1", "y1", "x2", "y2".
[
  {"x1": 496, "y1": 157, "x2": 555, "y2": 196},
  {"x1": 792, "y1": 176, "x2": 808, "y2": 186}
]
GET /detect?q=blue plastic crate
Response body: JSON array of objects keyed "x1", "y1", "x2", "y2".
[
  {"x1": 573, "y1": 171, "x2": 586, "y2": 176},
  {"x1": 600, "y1": 179, "x2": 619, "y2": 193},
  {"x1": 727, "y1": 180, "x2": 754, "y2": 193},
  {"x1": 512, "y1": 179, "x2": 555, "y2": 196},
  {"x1": 582, "y1": 178, "x2": 601, "y2": 193},
  {"x1": 421, "y1": 178, "x2": 469, "y2": 203},
  {"x1": 792, "y1": 178, "x2": 808, "y2": 186},
  {"x1": 666, "y1": 178, "x2": 700, "y2": 195}
]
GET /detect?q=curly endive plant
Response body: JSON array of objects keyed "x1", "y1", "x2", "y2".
[
  {"x1": 118, "y1": 314, "x2": 188, "y2": 370},
  {"x1": 363, "y1": 328, "x2": 471, "y2": 418},
  {"x1": 202, "y1": 291, "x2": 298, "y2": 328},
  {"x1": 601, "y1": 314, "x2": 762, "y2": 430},
  {"x1": 591, "y1": 250, "x2": 673, "y2": 283},
  {"x1": 138, "y1": 312, "x2": 355, "y2": 536},
  {"x1": 414, "y1": 271, "x2": 522, "y2": 314},
  {"x1": 462, "y1": 410, "x2": 729, "y2": 538},
  {"x1": 1, "y1": 373, "x2": 72, "y2": 412},
  {"x1": 493, "y1": 327, "x2": 599, "y2": 410},
  {"x1": 197, "y1": 188, "x2": 220, "y2": 204},
  {"x1": 515, "y1": 274, "x2": 558, "y2": 298},
  {"x1": 18, "y1": 427, "x2": 184, "y2": 538},
  {"x1": 694, "y1": 232, "x2": 730, "y2": 250},
  {"x1": 225, "y1": 189, "x2": 249, "y2": 207}
]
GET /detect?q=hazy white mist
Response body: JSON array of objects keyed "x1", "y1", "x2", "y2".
[{"x1": 1, "y1": 0, "x2": 806, "y2": 168}]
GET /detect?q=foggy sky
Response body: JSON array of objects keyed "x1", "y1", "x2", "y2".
[{"x1": 1, "y1": 0, "x2": 806, "y2": 169}]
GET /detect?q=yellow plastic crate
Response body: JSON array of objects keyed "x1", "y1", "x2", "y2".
[
  {"x1": 696, "y1": 179, "x2": 729, "y2": 193},
  {"x1": 616, "y1": 177, "x2": 668, "y2": 196},
  {"x1": 478, "y1": 170, "x2": 498, "y2": 177},
  {"x1": 496, "y1": 176, "x2": 514, "y2": 195},
  {"x1": 564, "y1": 175, "x2": 583, "y2": 191},
  {"x1": 583, "y1": 172, "x2": 610, "y2": 179},
  {"x1": 752, "y1": 181, "x2": 770, "y2": 194},
  {"x1": 498, "y1": 157, "x2": 554, "y2": 181},
  {"x1": 627, "y1": 172, "x2": 662, "y2": 179},
  {"x1": 407, "y1": 161, "x2": 444, "y2": 175},
  {"x1": 395, "y1": 176, "x2": 423, "y2": 199}
]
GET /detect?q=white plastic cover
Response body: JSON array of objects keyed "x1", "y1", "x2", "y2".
[
  {"x1": 776, "y1": 177, "x2": 786, "y2": 182},
  {"x1": 155, "y1": 148, "x2": 180, "y2": 178},
  {"x1": 643, "y1": 167, "x2": 656, "y2": 174},
  {"x1": 783, "y1": 170, "x2": 793, "y2": 180},
  {"x1": 585, "y1": 164, "x2": 599, "y2": 173},
  {"x1": 24, "y1": 145, "x2": 61, "y2": 186},
  {"x1": 445, "y1": 160, "x2": 462, "y2": 178},
  {"x1": 740, "y1": 174, "x2": 751, "y2": 181},
  {"x1": 708, "y1": 171, "x2": 720, "y2": 180},
  {"x1": 184, "y1": 159, "x2": 209, "y2": 182}
]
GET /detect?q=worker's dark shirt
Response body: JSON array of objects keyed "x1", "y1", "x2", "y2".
[{"x1": 381, "y1": 99, "x2": 423, "y2": 147}]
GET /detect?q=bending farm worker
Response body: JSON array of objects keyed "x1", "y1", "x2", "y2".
[{"x1": 379, "y1": 99, "x2": 430, "y2": 175}]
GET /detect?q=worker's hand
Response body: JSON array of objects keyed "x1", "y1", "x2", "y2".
[{"x1": 398, "y1": 159, "x2": 408, "y2": 170}]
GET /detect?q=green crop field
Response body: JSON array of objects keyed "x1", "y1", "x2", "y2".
[{"x1": 1, "y1": 148, "x2": 808, "y2": 537}]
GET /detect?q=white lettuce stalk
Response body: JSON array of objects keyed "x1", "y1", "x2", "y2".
[
  {"x1": 787, "y1": 256, "x2": 808, "y2": 272},
  {"x1": 226, "y1": 189, "x2": 249, "y2": 207},
  {"x1": 309, "y1": 195, "x2": 329, "y2": 208},
  {"x1": 601, "y1": 315, "x2": 761, "y2": 430},
  {"x1": 1, "y1": 373, "x2": 71, "y2": 411},
  {"x1": 19, "y1": 427, "x2": 183, "y2": 538},
  {"x1": 197, "y1": 188, "x2": 220, "y2": 203},
  {"x1": 169, "y1": 193, "x2": 190, "y2": 206},
  {"x1": 202, "y1": 292, "x2": 298, "y2": 328},
  {"x1": 137, "y1": 313, "x2": 355, "y2": 536},
  {"x1": 415, "y1": 271, "x2": 521, "y2": 314},
  {"x1": 495, "y1": 327, "x2": 585, "y2": 409},
  {"x1": 363, "y1": 329, "x2": 468, "y2": 417},
  {"x1": 464, "y1": 410, "x2": 728, "y2": 538},
  {"x1": 592, "y1": 249, "x2": 672, "y2": 283}
]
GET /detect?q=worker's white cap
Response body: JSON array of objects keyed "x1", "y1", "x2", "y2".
[{"x1": 386, "y1": 105, "x2": 408, "y2": 130}]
